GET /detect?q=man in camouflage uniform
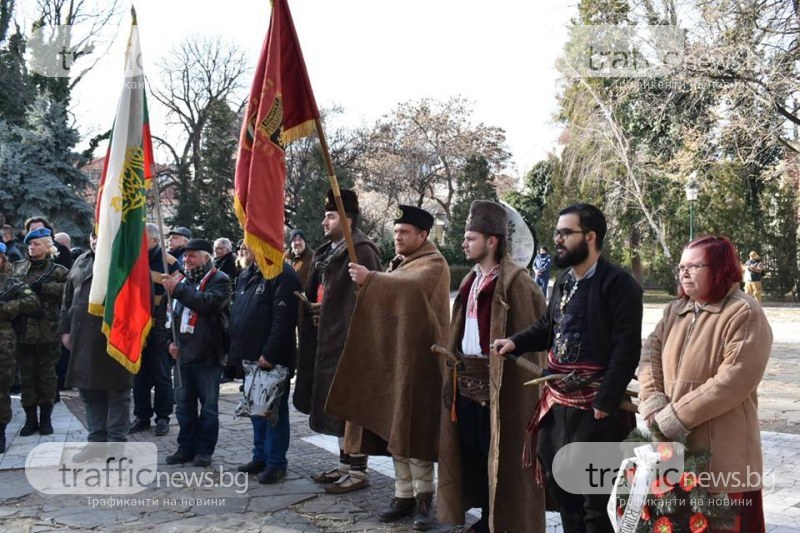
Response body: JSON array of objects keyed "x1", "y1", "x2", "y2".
[
  {"x1": 12, "y1": 227, "x2": 68, "y2": 436},
  {"x1": 0, "y1": 243, "x2": 39, "y2": 452}
]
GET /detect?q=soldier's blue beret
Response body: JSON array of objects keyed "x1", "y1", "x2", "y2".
[
  {"x1": 24, "y1": 227, "x2": 52, "y2": 245},
  {"x1": 0, "y1": 243, "x2": 6, "y2": 255}
]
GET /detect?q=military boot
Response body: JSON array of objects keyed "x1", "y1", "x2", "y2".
[
  {"x1": 0, "y1": 423, "x2": 6, "y2": 453},
  {"x1": 38, "y1": 404, "x2": 54, "y2": 435},
  {"x1": 19, "y1": 406, "x2": 39, "y2": 436}
]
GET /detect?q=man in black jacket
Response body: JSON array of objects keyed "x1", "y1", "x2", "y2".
[
  {"x1": 129, "y1": 223, "x2": 180, "y2": 436},
  {"x1": 494, "y1": 203, "x2": 642, "y2": 533},
  {"x1": 231, "y1": 243, "x2": 300, "y2": 484},
  {"x1": 161, "y1": 238, "x2": 231, "y2": 467}
]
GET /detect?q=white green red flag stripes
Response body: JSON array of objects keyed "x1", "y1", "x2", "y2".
[{"x1": 88, "y1": 9, "x2": 153, "y2": 373}]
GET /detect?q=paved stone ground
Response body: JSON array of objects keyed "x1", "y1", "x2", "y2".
[{"x1": 0, "y1": 302, "x2": 798, "y2": 532}]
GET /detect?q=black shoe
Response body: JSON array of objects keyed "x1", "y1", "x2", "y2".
[
  {"x1": 154, "y1": 419, "x2": 169, "y2": 436},
  {"x1": 237, "y1": 460, "x2": 266, "y2": 474},
  {"x1": 193, "y1": 454, "x2": 212, "y2": 467},
  {"x1": 413, "y1": 492, "x2": 434, "y2": 531},
  {"x1": 378, "y1": 497, "x2": 416, "y2": 523},
  {"x1": 0, "y1": 423, "x2": 6, "y2": 453},
  {"x1": 165, "y1": 450, "x2": 195, "y2": 464},
  {"x1": 128, "y1": 417, "x2": 151, "y2": 433},
  {"x1": 19, "y1": 406, "x2": 38, "y2": 436},
  {"x1": 257, "y1": 467, "x2": 286, "y2": 484},
  {"x1": 38, "y1": 404, "x2": 53, "y2": 435}
]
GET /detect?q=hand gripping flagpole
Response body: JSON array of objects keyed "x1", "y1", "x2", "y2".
[{"x1": 314, "y1": 117, "x2": 358, "y2": 265}]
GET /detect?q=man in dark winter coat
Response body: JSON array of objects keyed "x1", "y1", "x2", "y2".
[
  {"x1": 129, "y1": 223, "x2": 179, "y2": 437},
  {"x1": 59, "y1": 233, "x2": 135, "y2": 453},
  {"x1": 162, "y1": 239, "x2": 231, "y2": 467},
  {"x1": 213, "y1": 238, "x2": 238, "y2": 286},
  {"x1": 494, "y1": 203, "x2": 643, "y2": 533},
  {"x1": 294, "y1": 189, "x2": 382, "y2": 494},
  {"x1": 167, "y1": 227, "x2": 192, "y2": 269},
  {"x1": 231, "y1": 243, "x2": 300, "y2": 484}
]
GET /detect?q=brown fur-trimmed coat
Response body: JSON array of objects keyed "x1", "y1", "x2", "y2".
[
  {"x1": 437, "y1": 256, "x2": 547, "y2": 532},
  {"x1": 326, "y1": 240, "x2": 450, "y2": 461}
]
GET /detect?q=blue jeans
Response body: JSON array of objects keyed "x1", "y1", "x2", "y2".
[
  {"x1": 175, "y1": 365, "x2": 220, "y2": 457},
  {"x1": 250, "y1": 387, "x2": 290, "y2": 470},
  {"x1": 79, "y1": 388, "x2": 131, "y2": 442},
  {"x1": 535, "y1": 275, "x2": 549, "y2": 297},
  {"x1": 132, "y1": 341, "x2": 174, "y2": 422}
]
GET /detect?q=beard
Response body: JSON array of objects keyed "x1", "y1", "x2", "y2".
[
  {"x1": 554, "y1": 238, "x2": 589, "y2": 268},
  {"x1": 466, "y1": 242, "x2": 490, "y2": 264}
]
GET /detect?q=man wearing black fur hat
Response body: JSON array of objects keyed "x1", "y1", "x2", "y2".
[
  {"x1": 329, "y1": 205, "x2": 450, "y2": 531},
  {"x1": 293, "y1": 189, "x2": 381, "y2": 494},
  {"x1": 438, "y1": 201, "x2": 547, "y2": 532}
]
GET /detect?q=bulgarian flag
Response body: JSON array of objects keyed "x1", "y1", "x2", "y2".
[
  {"x1": 235, "y1": 0, "x2": 320, "y2": 279},
  {"x1": 88, "y1": 8, "x2": 153, "y2": 373}
]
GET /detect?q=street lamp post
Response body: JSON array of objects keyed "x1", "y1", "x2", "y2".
[{"x1": 685, "y1": 173, "x2": 699, "y2": 241}]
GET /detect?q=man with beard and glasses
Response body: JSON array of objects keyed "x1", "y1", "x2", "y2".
[{"x1": 494, "y1": 203, "x2": 643, "y2": 533}]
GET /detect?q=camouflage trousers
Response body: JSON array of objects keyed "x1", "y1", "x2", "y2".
[
  {"x1": 0, "y1": 329, "x2": 15, "y2": 424},
  {"x1": 16, "y1": 343, "x2": 60, "y2": 408}
]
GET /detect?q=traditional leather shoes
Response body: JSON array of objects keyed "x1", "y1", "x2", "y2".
[
  {"x1": 324, "y1": 473, "x2": 369, "y2": 494},
  {"x1": 413, "y1": 492, "x2": 434, "y2": 531},
  {"x1": 311, "y1": 467, "x2": 344, "y2": 484},
  {"x1": 378, "y1": 497, "x2": 416, "y2": 522},
  {"x1": 237, "y1": 460, "x2": 266, "y2": 474}
]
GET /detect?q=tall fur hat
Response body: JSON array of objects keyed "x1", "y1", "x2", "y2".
[
  {"x1": 324, "y1": 188, "x2": 359, "y2": 215},
  {"x1": 465, "y1": 200, "x2": 507, "y2": 237}
]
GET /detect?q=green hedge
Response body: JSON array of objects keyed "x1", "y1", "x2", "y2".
[{"x1": 449, "y1": 264, "x2": 473, "y2": 291}]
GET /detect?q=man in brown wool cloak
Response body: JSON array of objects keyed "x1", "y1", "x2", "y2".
[
  {"x1": 327, "y1": 204, "x2": 450, "y2": 531},
  {"x1": 437, "y1": 200, "x2": 547, "y2": 532}
]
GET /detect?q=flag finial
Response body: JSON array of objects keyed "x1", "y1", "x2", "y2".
[{"x1": 131, "y1": 6, "x2": 137, "y2": 25}]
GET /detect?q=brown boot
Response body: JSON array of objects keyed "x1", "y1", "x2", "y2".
[
  {"x1": 413, "y1": 492, "x2": 434, "y2": 531},
  {"x1": 19, "y1": 406, "x2": 38, "y2": 436}
]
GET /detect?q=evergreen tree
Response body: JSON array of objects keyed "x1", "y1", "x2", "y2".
[
  {"x1": 0, "y1": 0, "x2": 34, "y2": 125},
  {"x1": 189, "y1": 99, "x2": 241, "y2": 241},
  {"x1": 444, "y1": 155, "x2": 498, "y2": 259},
  {"x1": 0, "y1": 94, "x2": 92, "y2": 237}
]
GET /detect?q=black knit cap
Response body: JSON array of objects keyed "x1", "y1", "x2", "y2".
[
  {"x1": 324, "y1": 188, "x2": 359, "y2": 215},
  {"x1": 394, "y1": 205, "x2": 434, "y2": 232},
  {"x1": 289, "y1": 229, "x2": 306, "y2": 242}
]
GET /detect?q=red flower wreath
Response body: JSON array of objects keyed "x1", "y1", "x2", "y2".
[
  {"x1": 689, "y1": 512, "x2": 708, "y2": 533},
  {"x1": 653, "y1": 515, "x2": 674, "y2": 533},
  {"x1": 679, "y1": 471, "x2": 698, "y2": 492},
  {"x1": 641, "y1": 504, "x2": 651, "y2": 521},
  {"x1": 650, "y1": 476, "x2": 675, "y2": 497},
  {"x1": 657, "y1": 442, "x2": 674, "y2": 462}
]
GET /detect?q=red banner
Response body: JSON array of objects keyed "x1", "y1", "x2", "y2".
[{"x1": 234, "y1": 0, "x2": 320, "y2": 278}]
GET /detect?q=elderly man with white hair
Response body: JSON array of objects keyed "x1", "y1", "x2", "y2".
[{"x1": 213, "y1": 237, "x2": 237, "y2": 285}]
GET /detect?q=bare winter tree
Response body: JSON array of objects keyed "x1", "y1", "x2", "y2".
[{"x1": 148, "y1": 35, "x2": 249, "y2": 226}]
